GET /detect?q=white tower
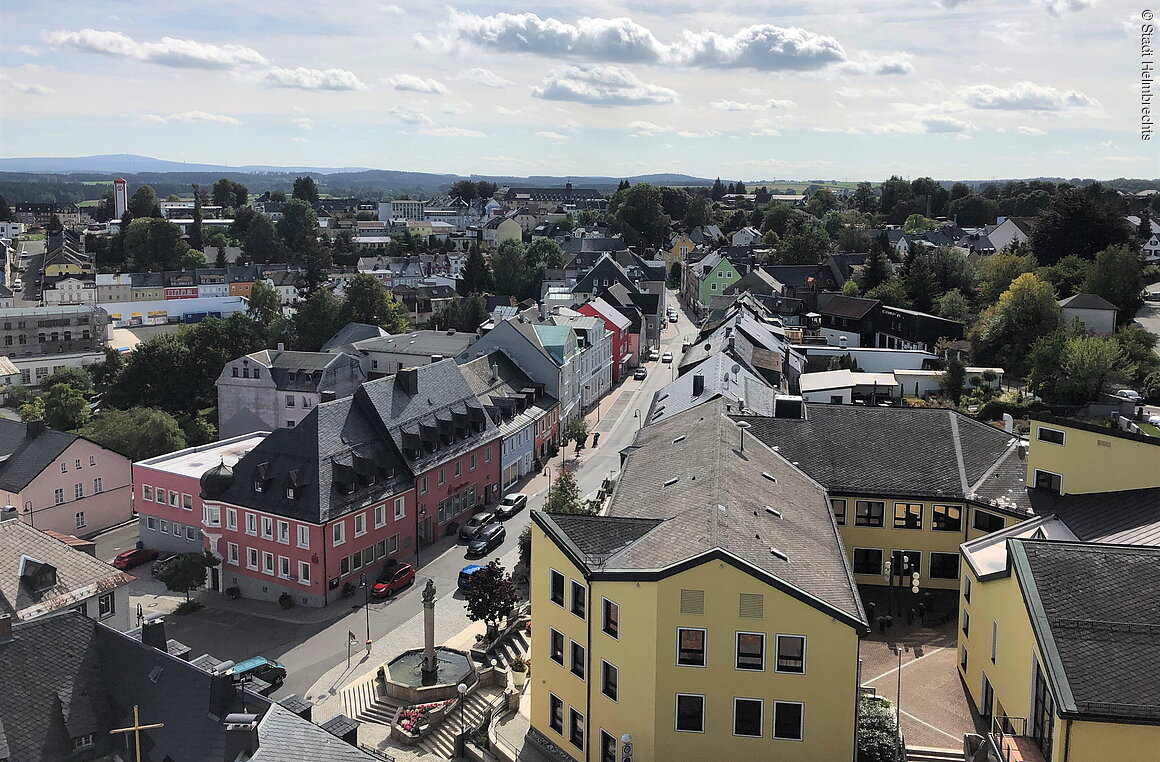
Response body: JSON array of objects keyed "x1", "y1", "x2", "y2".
[{"x1": 113, "y1": 178, "x2": 128, "y2": 220}]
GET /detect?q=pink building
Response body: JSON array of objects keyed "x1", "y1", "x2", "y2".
[{"x1": 0, "y1": 420, "x2": 133, "y2": 537}]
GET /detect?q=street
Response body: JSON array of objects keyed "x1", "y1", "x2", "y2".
[{"x1": 109, "y1": 289, "x2": 695, "y2": 702}]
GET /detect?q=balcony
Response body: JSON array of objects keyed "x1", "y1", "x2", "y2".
[{"x1": 987, "y1": 717, "x2": 1046, "y2": 762}]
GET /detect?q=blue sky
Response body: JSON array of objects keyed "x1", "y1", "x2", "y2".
[{"x1": 0, "y1": 0, "x2": 1154, "y2": 180}]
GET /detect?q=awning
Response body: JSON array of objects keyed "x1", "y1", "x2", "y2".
[{"x1": 620, "y1": 353, "x2": 634, "y2": 364}]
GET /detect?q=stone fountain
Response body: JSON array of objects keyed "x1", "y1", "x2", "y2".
[{"x1": 380, "y1": 579, "x2": 475, "y2": 703}]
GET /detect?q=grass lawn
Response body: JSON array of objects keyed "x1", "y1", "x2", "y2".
[{"x1": 1137, "y1": 422, "x2": 1160, "y2": 437}]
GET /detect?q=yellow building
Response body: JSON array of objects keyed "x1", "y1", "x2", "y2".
[
  {"x1": 1025, "y1": 414, "x2": 1160, "y2": 495},
  {"x1": 740, "y1": 405, "x2": 1031, "y2": 592},
  {"x1": 529, "y1": 399, "x2": 867, "y2": 762},
  {"x1": 665, "y1": 233, "x2": 694, "y2": 268}
]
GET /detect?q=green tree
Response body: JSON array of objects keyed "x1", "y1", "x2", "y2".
[
  {"x1": 42, "y1": 366, "x2": 93, "y2": 394},
  {"x1": 244, "y1": 213, "x2": 282, "y2": 263},
  {"x1": 124, "y1": 217, "x2": 189, "y2": 271},
  {"x1": 940, "y1": 354, "x2": 967, "y2": 405},
  {"x1": 449, "y1": 179, "x2": 479, "y2": 201},
  {"x1": 340, "y1": 274, "x2": 411, "y2": 332},
  {"x1": 935, "y1": 288, "x2": 971, "y2": 323},
  {"x1": 18, "y1": 397, "x2": 45, "y2": 423},
  {"x1": 212, "y1": 178, "x2": 248, "y2": 210},
  {"x1": 910, "y1": 177, "x2": 949, "y2": 219},
  {"x1": 1115, "y1": 323, "x2": 1160, "y2": 388},
  {"x1": 79, "y1": 407, "x2": 187, "y2": 460},
  {"x1": 856, "y1": 695, "x2": 901, "y2": 762},
  {"x1": 179, "y1": 249, "x2": 207, "y2": 269},
  {"x1": 710, "y1": 177, "x2": 726, "y2": 201},
  {"x1": 156, "y1": 551, "x2": 220, "y2": 601},
  {"x1": 805, "y1": 188, "x2": 840, "y2": 217},
  {"x1": 462, "y1": 560, "x2": 518, "y2": 635},
  {"x1": 1037, "y1": 254, "x2": 1091, "y2": 299},
  {"x1": 948, "y1": 193, "x2": 999, "y2": 228},
  {"x1": 902, "y1": 214, "x2": 937, "y2": 233},
  {"x1": 972, "y1": 273, "x2": 1061, "y2": 375},
  {"x1": 182, "y1": 314, "x2": 267, "y2": 408},
  {"x1": 545, "y1": 468, "x2": 584, "y2": 514},
  {"x1": 459, "y1": 292, "x2": 488, "y2": 332},
  {"x1": 526, "y1": 238, "x2": 565, "y2": 294},
  {"x1": 777, "y1": 218, "x2": 831, "y2": 264},
  {"x1": 128, "y1": 184, "x2": 160, "y2": 218},
  {"x1": 269, "y1": 189, "x2": 287, "y2": 203},
  {"x1": 976, "y1": 252, "x2": 1037, "y2": 308},
  {"x1": 247, "y1": 280, "x2": 282, "y2": 332},
  {"x1": 668, "y1": 261, "x2": 682, "y2": 289},
  {"x1": 1081, "y1": 244, "x2": 1144, "y2": 324},
  {"x1": 293, "y1": 287, "x2": 343, "y2": 351},
  {"x1": 761, "y1": 203, "x2": 793, "y2": 237},
  {"x1": 292, "y1": 176, "x2": 320, "y2": 204},
  {"x1": 878, "y1": 175, "x2": 917, "y2": 225},
  {"x1": 904, "y1": 253, "x2": 940, "y2": 313},
  {"x1": 0, "y1": 194, "x2": 10, "y2": 221},
  {"x1": 858, "y1": 244, "x2": 892, "y2": 292},
  {"x1": 1030, "y1": 185, "x2": 1134, "y2": 265},
  {"x1": 841, "y1": 279, "x2": 861, "y2": 296},
  {"x1": 104, "y1": 334, "x2": 196, "y2": 415},
  {"x1": 683, "y1": 196, "x2": 710, "y2": 228},
  {"x1": 658, "y1": 186, "x2": 692, "y2": 220},
  {"x1": 865, "y1": 279, "x2": 911, "y2": 309},
  {"x1": 42, "y1": 383, "x2": 89, "y2": 431},
  {"x1": 179, "y1": 413, "x2": 217, "y2": 446},
  {"x1": 188, "y1": 184, "x2": 205, "y2": 252},
  {"x1": 1055, "y1": 335, "x2": 1135, "y2": 404},
  {"x1": 491, "y1": 239, "x2": 529, "y2": 297},
  {"x1": 89, "y1": 347, "x2": 126, "y2": 392},
  {"x1": 230, "y1": 206, "x2": 258, "y2": 242},
  {"x1": 47, "y1": 214, "x2": 63, "y2": 234},
  {"x1": 850, "y1": 182, "x2": 877, "y2": 214},
  {"x1": 611, "y1": 183, "x2": 671, "y2": 248},
  {"x1": 276, "y1": 199, "x2": 320, "y2": 255}
]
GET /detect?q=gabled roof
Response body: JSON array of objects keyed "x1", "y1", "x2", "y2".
[
  {"x1": 1028, "y1": 487, "x2": 1160, "y2": 546},
  {"x1": 1058, "y1": 293, "x2": 1118, "y2": 311},
  {"x1": 579, "y1": 297, "x2": 631, "y2": 331},
  {"x1": 0, "y1": 420, "x2": 79, "y2": 492},
  {"x1": 572, "y1": 254, "x2": 637, "y2": 296},
  {"x1": 1010, "y1": 539, "x2": 1160, "y2": 723},
  {"x1": 646, "y1": 351, "x2": 777, "y2": 425},
  {"x1": 321, "y1": 322, "x2": 390, "y2": 352},
  {"x1": 817, "y1": 293, "x2": 879, "y2": 320}
]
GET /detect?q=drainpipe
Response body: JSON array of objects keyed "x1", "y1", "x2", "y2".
[
  {"x1": 1063, "y1": 718, "x2": 1073, "y2": 762},
  {"x1": 321, "y1": 522, "x2": 329, "y2": 608},
  {"x1": 586, "y1": 578, "x2": 594, "y2": 762}
]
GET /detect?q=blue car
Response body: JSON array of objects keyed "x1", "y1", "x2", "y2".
[{"x1": 458, "y1": 564, "x2": 485, "y2": 590}]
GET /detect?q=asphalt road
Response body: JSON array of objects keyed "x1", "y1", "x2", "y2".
[
  {"x1": 136, "y1": 290, "x2": 695, "y2": 700},
  {"x1": 15, "y1": 239, "x2": 44, "y2": 305},
  {"x1": 1136, "y1": 283, "x2": 1160, "y2": 341}
]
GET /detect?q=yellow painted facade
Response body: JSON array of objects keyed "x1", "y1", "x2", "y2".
[
  {"x1": 530, "y1": 522, "x2": 861, "y2": 762},
  {"x1": 1026, "y1": 419, "x2": 1160, "y2": 495},
  {"x1": 45, "y1": 261, "x2": 94, "y2": 277},
  {"x1": 665, "y1": 234, "x2": 693, "y2": 267},
  {"x1": 830, "y1": 494, "x2": 1017, "y2": 591},
  {"x1": 131, "y1": 286, "x2": 165, "y2": 301}
]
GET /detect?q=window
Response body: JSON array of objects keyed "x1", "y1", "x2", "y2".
[
  {"x1": 549, "y1": 628, "x2": 564, "y2": 664},
  {"x1": 930, "y1": 552, "x2": 961, "y2": 580},
  {"x1": 169, "y1": 490, "x2": 179, "y2": 507},
  {"x1": 677, "y1": 628, "x2": 706, "y2": 667},
  {"x1": 374, "y1": 504, "x2": 386, "y2": 528},
  {"x1": 226, "y1": 508, "x2": 237, "y2": 530},
  {"x1": 676, "y1": 694, "x2": 705, "y2": 732},
  {"x1": 549, "y1": 694, "x2": 564, "y2": 734},
  {"x1": 776, "y1": 635, "x2": 806, "y2": 674},
  {"x1": 298, "y1": 560, "x2": 311, "y2": 584},
  {"x1": 773, "y1": 701, "x2": 804, "y2": 741},
  {"x1": 964, "y1": 576, "x2": 973, "y2": 602},
  {"x1": 571, "y1": 640, "x2": 585, "y2": 678},
  {"x1": 601, "y1": 598, "x2": 619, "y2": 638},
  {"x1": 286, "y1": 395, "x2": 295, "y2": 408},
  {"x1": 972, "y1": 509, "x2": 1004, "y2": 534},
  {"x1": 203, "y1": 505, "x2": 221, "y2": 527},
  {"x1": 569, "y1": 709, "x2": 584, "y2": 750},
  {"x1": 186, "y1": 526, "x2": 197, "y2": 540},
  {"x1": 470, "y1": 454, "x2": 477, "y2": 471},
  {"x1": 246, "y1": 513, "x2": 257, "y2": 535},
  {"x1": 172, "y1": 522, "x2": 183, "y2": 537},
  {"x1": 855, "y1": 500, "x2": 885, "y2": 527},
  {"x1": 160, "y1": 520, "x2": 169, "y2": 533},
  {"x1": 893, "y1": 503, "x2": 923, "y2": 529},
  {"x1": 388, "y1": 535, "x2": 400, "y2": 554},
  {"x1": 54, "y1": 488, "x2": 65, "y2": 505},
  {"x1": 333, "y1": 521, "x2": 346, "y2": 546},
  {"x1": 75, "y1": 511, "x2": 86, "y2": 529},
  {"x1": 1037, "y1": 426, "x2": 1065, "y2": 445},
  {"x1": 852, "y1": 547, "x2": 883, "y2": 575},
  {"x1": 962, "y1": 609, "x2": 970, "y2": 636},
  {"x1": 89, "y1": 455, "x2": 96, "y2": 466},
  {"x1": 227, "y1": 542, "x2": 239, "y2": 565},
  {"x1": 736, "y1": 632, "x2": 765, "y2": 671},
  {"x1": 733, "y1": 698, "x2": 763, "y2": 737},
  {"x1": 600, "y1": 660, "x2": 617, "y2": 701},
  {"x1": 154, "y1": 488, "x2": 165, "y2": 504},
  {"x1": 831, "y1": 498, "x2": 847, "y2": 525},
  {"x1": 297, "y1": 525, "x2": 310, "y2": 549},
  {"x1": 262, "y1": 552, "x2": 274, "y2": 575},
  {"x1": 933, "y1": 504, "x2": 963, "y2": 532},
  {"x1": 394, "y1": 496, "x2": 406, "y2": 520},
  {"x1": 991, "y1": 621, "x2": 998, "y2": 663},
  {"x1": 247, "y1": 548, "x2": 259, "y2": 570},
  {"x1": 485, "y1": 446, "x2": 492, "y2": 463},
  {"x1": 570, "y1": 580, "x2": 586, "y2": 619},
  {"x1": 599, "y1": 730, "x2": 617, "y2": 762},
  {"x1": 72, "y1": 734, "x2": 95, "y2": 750},
  {"x1": 146, "y1": 516, "x2": 157, "y2": 531},
  {"x1": 76, "y1": 458, "x2": 82, "y2": 470},
  {"x1": 61, "y1": 462, "x2": 67, "y2": 473},
  {"x1": 549, "y1": 570, "x2": 565, "y2": 606},
  {"x1": 75, "y1": 482, "x2": 84, "y2": 500},
  {"x1": 180, "y1": 493, "x2": 191, "y2": 510},
  {"x1": 279, "y1": 556, "x2": 291, "y2": 578},
  {"x1": 143, "y1": 485, "x2": 153, "y2": 502},
  {"x1": 438, "y1": 468, "x2": 446, "y2": 486},
  {"x1": 278, "y1": 520, "x2": 290, "y2": 544},
  {"x1": 1034, "y1": 469, "x2": 1062, "y2": 494},
  {"x1": 892, "y1": 550, "x2": 920, "y2": 577},
  {"x1": 420, "y1": 476, "x2": 428, "y2": 494},
  {"x1": 261, "y1": 516, "x2": 273, "y2": 540},
  {"x1": 91, "y1": 477, "x2": 103, "y2": 494},
  {"x1": 960, "y1": 646, "x2": 968, "y2": 671},
  {"x1": 354, "y1": 513, "x2": 366, "y2": 537}
]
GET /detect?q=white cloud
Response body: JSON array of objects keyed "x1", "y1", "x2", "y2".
[
  {"x1": 456, "y1": 67, "x2": 515, "y2": 89},
  {"x1": 140, "y1": 110, "x2": 241, "y2": 125},
  {"x1": 960, "y1": 81, "x2": 1098, "y2": 111},
  {"x1": 677, "y1": 24, "x2": 846, "y2": 71},
  {"x1": 535, "y1": 131, "x2": 570, "y2": 140},
  {"x1": 628, "y1": 120, "x2": 670, "y2": 135},
  {"x1": 377, "y1": 4, "x2": 404, "y2": 14},
  {"x1": 531, "y1": 65, "x2": 677, "y2": 106},
  {"x1": 1017, "y1": 125, "x2": 1047, "y2": 135},
  {"x1": 292, "y1": 117, "x2": 314, "y2": 130},
  {"x1": 260, "y1": 66, "x2": 367, "y2": 91},
  {"x1": 495, "y1": 105, "x2": 538, "y2": 116},
  {"x1": 16, "y1": 45, "x2": 39, "y2": 56},
  {"x1": 384, "y1": 74, "x2": 447, "y2": 94},
  {"x1": 44, "y1": 28, "x2": 268, "y2": 69},
  {"x1": 833, "y1": 85, "x2": 902, "y2": 99},
  {"x1": 626, "y1": 121, "x2": 719, "y2": 138},
  {"x1": 418, "y1": 126, "x2": 486, "y2": 137},
  {"x1": 0, "y1": 74, "x2": 54, "y2": 96},
  {"x1": 389, "y1": 106, "x2": 432, "y2": 125},
  {"x1": 921, "y1": 115, "x2": 973, "y2": 133},
  {"x1": 291, "y1": 137, "x2": 309, "y2": 143},
  {"x1": 1037, "y1": 0, "x2": 1096, "y2": 15},
  {"x1": 839, "y1": 52, "x2": 915, "y2": 76},
  {"x1": 711, "y1": 98, "x2": 795, "y2": 111}
]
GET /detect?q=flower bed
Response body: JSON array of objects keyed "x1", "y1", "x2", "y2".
[{"x1": 392, "y1": 699, "x2": 458, "y2": 744}]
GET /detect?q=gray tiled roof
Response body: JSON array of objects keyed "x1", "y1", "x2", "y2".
[
  {"x1": 647, "y1": 352, "x2": 776, "y2": 425},
  {"x1": 352, "y1": 330, "x2": 476, "y2": 359},
  {"x1": 1030, "y1": 487, "x2": 1160, "y2": 546},
  {"x1": 738, "y1": 405, "x2": 1023, "y2": 506},
  {"x1": 1011, "y1": 540, "x2": 1160, "y2": 722},
  {"x1": 321, "y1": 322, "x2": 391, "y2": 352},
  {"x1": 1058, "y1": 293, "x2": 1119, "y2": 311},
  {"x1": 0, "y1": 420, "x2": 78, "y2": 492}
]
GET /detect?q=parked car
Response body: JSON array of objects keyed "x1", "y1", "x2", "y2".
[
  {"x1": 151, "y1": 553, "x2": 180, "y2": 577},
  {"x1": 633, "y1": 367, "x2": 647, "y2": 380},
  {"x1": 458, "y1": 564, "x2": 485, "y2": 589},
  {"x1": 458, "y1": 511, "x2": 498, "y2": 541},
  {"x1": 648, "y1": 349, "x2": 660, "y2": 361},
  {"x1": 229, "y1": 656, "x2": 287, "y2": 685},
  {"x1": 111, "y1": 547, "x2": 158, "y2": 570},
  {"x1": 495, "y1": 493, "x2": 528, "y2": 519},
  {"x1": 12, "y1": 279, "x2": 22, "y2": 291},
  {"x1": 467, "y1": 524, "x2": 507, "y2": 556},
  {"x1": 1115, "y1": 389, "x2": 1142, "y2": 403},
  {"x1": 661, "y1": 351, "x2": 673, "y2": 363},
  {"x1": 371, "y1": 561, "x2": 416, "y2": 598}
]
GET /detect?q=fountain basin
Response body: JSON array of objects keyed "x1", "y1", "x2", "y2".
[{"x1": 382, "y1": 647, "x2": 476, "y2": 704}]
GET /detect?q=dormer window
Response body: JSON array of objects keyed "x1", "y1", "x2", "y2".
[
  {"x1": 254, "y1": 480, "x2": 264, "y2": 493},
  {"x1": 285, "y1": 487, "x2": 296, "y2": 499}
]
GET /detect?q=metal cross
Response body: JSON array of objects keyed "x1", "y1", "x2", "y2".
[{"x1": 109, "y1": 704, "x2": 164, "y2": 762}]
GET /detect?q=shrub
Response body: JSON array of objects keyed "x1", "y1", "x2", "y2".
[
  {"x1": 278, "y1": 592, "x2": 293, "y2": 609},
  {"x1": 975, "y1": 398, "x2": 1048, "y2": 422},
  {"x1": 510, "y1": 655, "x2": 527, "y2": 672},
  {"x1": 174, "y1": 600, "x2": 204, "y2": 615},
  {"x1": 857, "y1": 695, "x2": 901, "y2": 762}
]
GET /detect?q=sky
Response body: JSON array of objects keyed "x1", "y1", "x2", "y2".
[{"x1": 0, "y1": 0, "x2": 1155, "y2": 181}]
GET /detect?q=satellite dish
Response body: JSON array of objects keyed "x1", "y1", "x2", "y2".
[{"x1": 731, "y1": 364, "x2": 741, "y2": 375}]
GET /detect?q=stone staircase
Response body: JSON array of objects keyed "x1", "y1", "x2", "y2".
[
  {"x1": 342, "y1": 676, "x2": 407, "y2": 728},
  {"x1": 475, "y1": 627, "x2": 530, "y2": 670},
  {"x1": 418, "y1": 687, "x2": 503, "y2": 758},
  {"x1": 906, "y1": 744, "x2": 964, "y2": 762}
]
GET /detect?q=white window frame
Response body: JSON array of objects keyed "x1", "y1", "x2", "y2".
[
  {"x1": 261, "y1": 516, "x2": 274, "y2": 540},
  {"x1": 154, "y1": 487, "x2": 165, "y2": 504},
  {"x1": 601, "y1": 597, "x2": 619, "y2": 640},
  {"x1": 676, "y1": 627, "x2": 707, "y2": 668},
  {"x1": 297, "y1": 524, "x2": 310, "y2": 549},
  {"x1": 277, "y1": 520, "x2": 290, "y2": 544},
  {"x1": 143, "y1": 485, "x2": 154, "y2": 502},
  {"x1": 773, "y1": 700, "x2": 805, "y2": 741},
  {"x1": 333, "y1": 521, "x2": 346, "y2": 546},
  {"x1": 298, "y1": 560, "x2": 311, "y2": 584},
  {"x1": 74, "y1": 482, "x2": 84, "y2": 500},
  {"x1": 732, "y1": 697, "x2": 764, "y2": 738},
  {"x1": 279, "y1": 555, "x2": 291, "y2": 579},
  {"x1": 169, "y1": 490, "x2": 179, "y2": 507},
  {"x1": 247, "y1": 548, "x2": 259, "y2": 570},
  {"x1": 735, "y1": 631, "x2": 765, "y2": 672},
  {"x1": 54, "y1": 488, "x2": 65, "y2": 505},
  {"x1": 75, "y1": 511, "x2": 86, "y2": 529},
  {"x1": 600, "y1": 660, "x2": 618, "y2": 702},
  {"x1": 394, "y1": 496, "x2": 406, "y2": 520},
  {"x1": 1036, "y1": 426, "x2": 1066, "y2": 446},
  {"x1": 245, "y1": 513, "x2": 257, "y2": 536},
  {"x1": 227, "y1": 542, "x2": 239, "y2": 565},
  {"x1": 262, "y1": 552, "x2": 275, "y2": 576},
  {"x1": 775, "y1": 634, "x2": 807, "y2": 675},
  {"x1": 375, "y1": 504, "x2": 386, "y2": 528},
  {"x1": 354, "y1": 512, "x2": 367, "y2": 537},
  {"x1": 675, "y1": 693, "x2": 706, "y2": 733},
  {"x1": 203, "y1": 505, "x2": 221, "y2": 527},
  {"x1": 226, "y1": 508, "x2": 237, "y2": 531},
  {"x1": 93, "y1": 477, "x2": 103, "y2": 494},
  {"x1": 549, "y1": 569, "x2": 565, "y2": 607}
]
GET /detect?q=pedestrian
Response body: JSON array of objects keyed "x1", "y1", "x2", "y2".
[{"x1": 592, "y1": 432, "x2": 600, "y2": 447}]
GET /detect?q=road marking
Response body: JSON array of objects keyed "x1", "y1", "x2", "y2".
[
  {"x1": 864, "y1": 646, "x2": 946, "y2": 684},
  {"x1": 899, "y1": 710, "x2": 963, "y2": 743}
]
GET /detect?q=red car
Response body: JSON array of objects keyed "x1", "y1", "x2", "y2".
[
  {"x1": 371, "y1": 562, "x2": 416, "y2": 598},
  {"x1": 111, "y1": 548, "x2": 159, "y2": 570}
]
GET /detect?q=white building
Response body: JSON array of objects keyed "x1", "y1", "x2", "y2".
[{"x1": 378, "y1": 199, "x2": 425, "y2": 221}]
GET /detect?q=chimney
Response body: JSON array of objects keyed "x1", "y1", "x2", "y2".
[
  {"x1": 141, "y1": 615, "x2": 168, "y2": 652},
  {"x1": 320, "y1": 715, "x2": 361, "y2": 747},
  {"x1": 25, "y1": 420, "x2": 46, "y2": 438},
  {"x1": 490, "y1": 362, "x2": 499, "y2": 382},
  {"x1": 838, "y1": 335, "x2": 848, "y2": 349},
  {"x1": 0, "y1": 614, "x2": 12, "y2": 642},
  {"x1": 1002, "y1": 413, "x2": 1014, "y2": 434},
  {"x1": 279, "y1": 695, "x2": 314, "y2": 722},
  {"x1": 692, "y1": 374, "x2": 705, "y2": 397},
  {"x1": 538, "y1": 301, "x2": 546, "y2": 321},
  {"x1": 209, "y1": 661, "x2": 238, "y2": 719},
  {"x1": 320, "y1": 390, "x2": 337, "y2": 403},
  {"x1": 277, "y1": 342, "x2": 285, "y2": 351},
  {"x1": 430, "y1": 354, "x2": 444, "y2": 363},
  {"x1": 396, "y1": 367, "x2": 420, "y2": 395},
  {"x1": 223, "y1": 713, "x2": 260, "y2": 761}
]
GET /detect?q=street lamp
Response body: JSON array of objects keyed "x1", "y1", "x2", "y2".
[
  {"x1": 621, "y1": 733, "x2": 633, "y2": 762},
  {"x1": 633, "y1": 410, "x2": 642, "y2": 429},
  {"x1": 359, "y1": 573, "x2": 372, "y2": 654},
  {"x1": 457, "y1": 682, "x2": 468, "y2": 753},
  {"x1": 735, "y1": 420, "x2": 752, "y2": 451}
]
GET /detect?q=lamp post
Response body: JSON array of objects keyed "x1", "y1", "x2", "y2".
[
  {"x1": 621, "y1": 733, "x2": 633, "y2": 762},
  {"x1": 457, "y1": 682, "x2": 468, "y2": 754},
  {"x1": 633, "y1": 410, "x2": 642, "y2": 429},
  {"x1": 359, "y1": 573, "x2": 371, "y2": 654},
  {"x1": 734, "y1": 420, "x2": 752, "y2": 452}
]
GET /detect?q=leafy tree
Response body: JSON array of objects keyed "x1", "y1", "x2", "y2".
[
  {"x1": 858, "y1": 245, "x2": 892, "y2": 292},
  {"x1": 856, "y1": 695, "x2": 901, "y2": 762},
  {"x1": 124, "y1": 217, "x2": 189, "y2": 271},
  {"x1": 1030, "y1": 185, "x2": 1134, "y2": 265},
  {"x1": 1081, "y1": 244, "x2": 1144, "y2": 324},
  {"x1": 230, "y1": 206, "x2": 258, "y2": 242},
  {"x1": 683, "y1": 196, "x2": 710, "y2": 228},
  {"x1": 1138, "y1": 214, "x2": 1153, "y2": 242},
  {"x1": 128, "y1": 184, "x2": 160, "y2": 218},
  {"x1": 42, "y1": 383, "x2": 89, "y2": 431},
  {"x1": 1056, "y1": 335, "x2": 1135, "y2": 404},
  {"x1": 926, "y1": 247, "x2": 976, "y2": 296},
  {"x1": 292, "y1": 176, "x2": 320, "y2": 204},
  {"x1": 902, "y1": 214, "x2": 937, "y2": 233},
  {"x1": 293, "y1": 287, "x2": 343, "y2": 351},
  {"x1": 1115, "y1": 323, "x2": 1160, "y2": 388},
  {"x1": 949, "y1": 182, "x2": 972, "y2": 201},
  {"x1": 462, "y1": 560, "x2": 519, "y2": 635},
  {"x1": 179, "y1": 413, "x2": 217, "y2": 446},
  {"x1": 179, "y1": 249, "x2": 207, "y2": 269},
  {"x1": 491, "y1": 239, "x2": 530, "y2": 297},
  {"x1": 247, "y1": 280, "x2": 282, "y2": 334},
  {"x1": 103, "y1": 336, "x2": 190, "y2": 415},
  {"x1": 244, "y1": 213, "x2": 282, "y2": 263},
  {"x1": 0, "y1": 194, "x2": 10, "y2": 221},
  {"x1": 526, "y1": 238, "x2": 565, "y2": 290},
  {"x1": 904, "y1": 253, "x2": 939, "y2": 313},
  {"x1": 340, "y1": 274, "x2": 411, "y2": 332},
  {"x1": 47, "y1": 214, "x2": 63, "y2": 234},
  {"x1": 459, "y1": 292, "x2": 489, "y2": 332},
  {"x1": 948, "y1": 193, "x2": 999, "y2": 228},
  {"x1": 459, "y1": 244, "x2": 494, "y2": 295},
  {"x1": 971, "y1": 273, "x2": 1061, "y2": 375},
  {"x1": 668, "y1": 261, "x2": 682, "y2": 289},
  {"x1": 841, "y1": 279, "x2": 861, "y2": 296},
  {"x1": 269, "y1": 189, "x2": 287, "y2": 203},
  {"x1": 18, "y1": 396, "x2": 46, "y2": 423},
  {"x1": 475, "y1": 180, "x2": 497, "y2": 199},
  {"x1": 518, "y1": 524, "x2": 531, "y2": 572},
  {"x1": 611, "y1": 183, "x2": 671, "y2": 248},
  {"x1": 850, "y1": 182, "x2": 877, "y2": 214},
  {"x1": 805, "y1": 188, "x2": 840, "y2": 217},
  {"x1": 188, "y1": 184, "x2": 204, "y2": 252},
  {"x1": 941, "y1": 354, "x2": 967, "y2": 405},
  {"x1": 561, "y1": 416, "x2": 589, "y2": 450},
  {"x1": 42, "y1": 366, "x2": 93, "y2": 393},
  {"x1": 89, "y1": 347, "x2": 126, "y2": 392},
  {"x1": 1037, "y1": 254, "x2": 1091, "y2": 299},
  {"x1": 910, "y1": 177, "x2": 949, "y2": 218},
  {"x1": 277, "y1": 199, "x2": 320, "y2": 255},
  {"x1": 545, "y1": 468, "x2": 584, "y2": 514},
  {"x1": 658, "y1": 186, "x2": 692, "y2": 220},
  {"x1": 156, "y1": 551, "x2": 220, "y2": 601},
  {"x1": 865, "y1": 279, "x2": 911, "y2": 309},
  {"x1": 760, "y1": 203, "x2": 793, "y2": 237},
  {"x1": 976, "y1": 252, "x2": 1037, "y2": 308},
  {"x1": 449, "y1": 179, "x2": 479, "y2": 201},
  {"x1": 79, "y1": 407, "x2": 187, "y2": 460},
  {"x1": 877, "y1": 176, "x2": 917, "y2": 225},
  {"x1": 212, "y1": 178, "x2": 248, "y2": 209},
  {"x1": 777, "y1": 218, "x2": 831, "y2": 265},
  {"x1": 935, "y1": 289, "x2": 971, "y2": 323}
]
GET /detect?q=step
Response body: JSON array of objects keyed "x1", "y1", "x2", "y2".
[{"x1": 906, "y1": 745, "x2": 963, "y2": 762}]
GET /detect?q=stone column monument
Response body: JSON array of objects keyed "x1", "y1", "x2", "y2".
[{"x1": 421, "y1": 579, "x2": 437, "y2": 677}]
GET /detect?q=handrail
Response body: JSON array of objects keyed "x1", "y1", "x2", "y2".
[{"x1": 990, "y1": 715, "x2": 1028, "y2": 762}]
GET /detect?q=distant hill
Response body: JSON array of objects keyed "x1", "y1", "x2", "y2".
[{"x1": 0, "y1": 154, "x2": 377, "y2": 175}]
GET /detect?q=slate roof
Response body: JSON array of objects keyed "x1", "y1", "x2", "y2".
[
  {"x1": 460, "y1": 352, "x2": 557, "y2": 438},
  {"x1": 763, "y1": 264, "x2": 821, "y2": 289},
  {"x1": 737, "y1": 405, "x2": 1025, "y2": 508},
  {"x1": 352, "y1": 330, "x2": 476, "y2": 360},
  {"x1": 0, "y1": 420, "x2": 79, "y2": 492},
  {"x1": 537, "y1": 399, "x2": 866, "y2": 628},
  {"x1": 1010, "y1": 540, "x2": 1160, "y2": 722},
  {"x1": 321, "y1": 322, "x2": 390, "y2": 352},
  {"x1": 573, "y1": 254, "x2": 638, "y2": 296},
  {"x1": 817, "y1": 293, "x2": 879, "y2": 320},
  {"x1": 1058, "y1": 293, "x2": 1118, "y2": 311},
  {"x1": 646, "y1": 351, "x2": 777, "y2": 425},
  {"x1": 0, "y1": 519, "x2": 132, "y2": 621},
  {"x1": 1029, "y1": 487, "x2": 1160, "y2": 546}
]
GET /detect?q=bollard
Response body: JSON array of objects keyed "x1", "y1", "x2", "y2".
[
  {"x1": 867, "y1": 601, "x2": 877, "y2": 623},
  {"x1": 885, "y1": 615, "x2": 893, "y2": 630},
  {"x1": 907, "y1": 608, "x2": 915, "y2": 626},
  {"x1": 877, "y1": 616, "x2": 886, "y2": 634}
]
